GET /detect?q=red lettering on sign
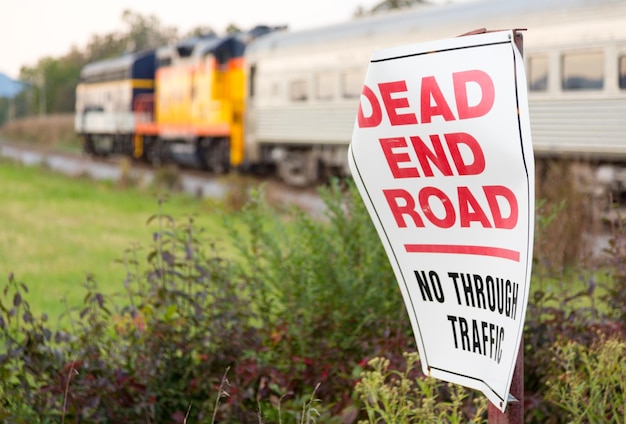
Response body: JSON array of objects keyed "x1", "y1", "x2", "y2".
[
  {"x1": 380, "y1": 137, "x2": 419, "y2": 178},
  {"x1": 357, "y1": 85, "x2": 383, "y2": 128},
  {"x1": 379, "y1": 81, "x2": 419, "y2": 126},
  {"x1": 421, "y1": 76, "x2": 456, "y2": 123},
  {"x1": 357, "y1": 69, "x2": 494, "y2": 128},
  {"x1": 410, "y1": 134, "x2": 453, "y2": 177},
  {"x1": 383, "y1": 189, "x2": 424, "y2": 227},
  {"x1": 444, "y1": 132, "x2": 485, "y2": 175},
  {"x1": 458, "y1": 186, "x2": 492, "y2": 227},
  {"x1": 383, "y1": 185, "x2": 519, "y2": 230},
  {"x1": 484, "y1": 185, "x2": 518, "y2": 229},
  {"x1": 379, "y1": 132, "x2": 485, "y2": 178},
  {"x1": 419, "y1": 187, "x2": 456, "y2": 228},
  {"x1": 453, "y1": 70, "x2": 495, "y2": 119}
]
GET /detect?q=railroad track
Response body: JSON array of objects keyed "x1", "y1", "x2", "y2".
[{"x1": 0, "y1": 140, "x2": 326, "y2": 218}]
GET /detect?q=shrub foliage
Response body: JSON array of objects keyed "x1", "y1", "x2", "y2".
[
  {"x1": 0, "y1": 182, "x2": 415, "y2": 422},
  {"x1": 0, "y1": 176, "x2": 625, "y2": 423}
]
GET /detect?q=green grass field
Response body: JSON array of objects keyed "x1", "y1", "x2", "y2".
[{"x1": 0, "y1": 158, "x2": 231, "y2": 319}]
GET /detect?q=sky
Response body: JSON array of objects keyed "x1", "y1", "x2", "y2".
[{"x1": 0, "y1": 0, "x2": 469, "y2": 80}]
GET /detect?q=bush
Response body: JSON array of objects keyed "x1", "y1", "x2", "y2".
[
  {"x1": 221, "y1": 180, "x2": 415, "y2": 417},
  {"x1": 523, "y1": 177, "x2": 626, "y2": 422},
  {"x1": 600, "y1": 213, "x2": 626, "y2": 324},
  {"x1": 545, "y1": 335, "x2": 626, "y2": 422},
  {"x1": 355, "y1": 352, "x2": 488, "y2": 423},
  {"x1": 2, "y1": 173, "x2": 625, "y2": 423},
  {"x1": 0, "y1": 181, "x2": 415, "y2": 422},
  {"x1": 0, "y1": 205, "x2": 265, "y2": 422}
]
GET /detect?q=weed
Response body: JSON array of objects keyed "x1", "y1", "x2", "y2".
[
  {"x1": 546, "y1": 335, "x2": 626, "y2": 422},
  {"x1": 600, "y1": 204, "x2": 626, "y2": 324},
  {"x1": 355, "y1": 352, "x2": 488, "y2": 423},
  {"x1": 219, "y1": 173, "x2": 260, "y2": 212},
  {"x1": 117, "y1": 157, "x2": 141, "y2": 189},
  {"x1": 1, "y1": 171, "x2": 625, "y2": 422},
  {"x1": 0, "y1": 114, "x2": 80, "y2": 150},
  {"x1": 150, "y1": 164, "x2": 183, "y2": 193},
  {"x1": 534, "y1": 159, "x2": 600, "y2": 269}
]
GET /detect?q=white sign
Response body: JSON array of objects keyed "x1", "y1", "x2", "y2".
[{"x1": 348, "y1": 31, "x2": 534, "y2": 412}]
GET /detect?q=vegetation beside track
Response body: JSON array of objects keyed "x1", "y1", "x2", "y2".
[
  {"x1": 1, "y1": 116, "x2": 625, "y2": 422},
  {"x1": 0, "y1": 114, "x2": 80, "y2": 152}
]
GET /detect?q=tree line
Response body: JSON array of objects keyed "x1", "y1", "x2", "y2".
[
  {"x1": 0, "y1": 0, "x2": 427, "y2": 125},
  {"x1": 3, "y1": 11, "x2": 200, "y2": 123}
]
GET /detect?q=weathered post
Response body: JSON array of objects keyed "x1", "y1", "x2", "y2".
[{"x1": 489, "y1": 344, "x2": 524, "y2": 422}]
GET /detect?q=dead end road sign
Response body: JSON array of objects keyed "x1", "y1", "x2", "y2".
[{"x1": 348, "y1": 30, "x2": 534, "y2": 412}]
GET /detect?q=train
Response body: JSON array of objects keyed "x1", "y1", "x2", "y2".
[
  {"x1": 75, "y1": 0, "x2": 626, "y2": 188},
  {"x1": 75, "y1": 26, "x2": 276, "y2": 174}
]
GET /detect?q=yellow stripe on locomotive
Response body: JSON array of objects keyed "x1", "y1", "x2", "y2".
[{"x1": 149, "y1": 34, "x2": 248, "y2": 171}]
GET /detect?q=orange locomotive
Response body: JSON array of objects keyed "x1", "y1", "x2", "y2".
[
  {"x1": 75, "y1": 26, "x2": 276, "y2": 173},
  {"x1": 134, "y1": 34, "x2": 248, "y2": 172}
]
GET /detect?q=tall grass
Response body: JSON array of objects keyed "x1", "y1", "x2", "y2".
[{"x1": 0, "y1": 114, "x2": 80, "y2": 151}]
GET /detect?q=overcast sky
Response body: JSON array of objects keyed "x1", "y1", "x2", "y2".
[{"x1": 0, "y1": 0, "x2": 470, "y2": 80}]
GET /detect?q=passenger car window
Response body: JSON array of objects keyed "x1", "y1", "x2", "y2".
[
  {"x1": 289, "y1": 79, "x2": 308, "y2": 101},
  {"x1": 315, "y1": 71, "x2": 335, "y2": 100},
  {"x1": 619, "y1": 55, "x2": 626, "y2": 89},
  {"x1": 528, "y1": 55, "x2": 548, "y2": 91},
  {"x1": 341, "y1": 69, "x2": 363, "y2": 99},
  {"x1": 562, "y1": 51, "x2": 604, "y2": 90}
]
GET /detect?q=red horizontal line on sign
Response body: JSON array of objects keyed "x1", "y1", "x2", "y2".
[{"x1": 404, "y1": 244, "x2": 520, "y2": 262}]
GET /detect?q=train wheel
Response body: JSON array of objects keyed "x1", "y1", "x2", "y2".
[
  {"x1": 83, "y1": 136, "x2": 95, "y2": 155},
  {"x1": 277, "y1": 150, "x2": 319, "y2": 187},
  {"x1": 88, "y1": 136, "x2": 112, "y2": 158},
  {"x1": 199, "y1": 138, "x2": 229, "y2": 174},
  {"x1": 145, "y1": 139, "x2": 169, "y2": 167}
]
